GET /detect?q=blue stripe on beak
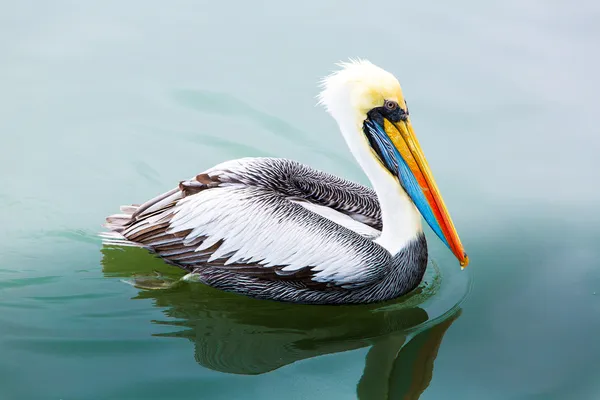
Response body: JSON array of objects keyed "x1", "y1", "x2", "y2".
[{"x1": 364, "y1": 120, "x2": 449, "y2": 248}]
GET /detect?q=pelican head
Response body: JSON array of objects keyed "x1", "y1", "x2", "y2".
[{"x1": 318, "y1": 59, "x2": 468, "y2": 267}]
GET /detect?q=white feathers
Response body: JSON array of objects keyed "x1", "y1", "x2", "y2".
[
  {"x1": 317, "y1": 58, "x2": 402, "y2": 117},
  {"x1": 317, "y1": 58, "x2": 372, "y2": 109},
  {"x1": 166, "y1": 183, "x2": 383, "y2": 287},
  {"x1": 291, "y1": 200, "x2": 380, "y2": 239},
  {"x1": 99, "y1": 231, "x2": 143, "y2": 247}
]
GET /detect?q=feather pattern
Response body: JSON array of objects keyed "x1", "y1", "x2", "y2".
[{"x1": 103, "y1": 157, "x2": 428, "y2": 304}]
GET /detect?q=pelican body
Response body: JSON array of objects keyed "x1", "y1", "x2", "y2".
[{"x1": 103, "y1": 60, "x2": 468, "y2": 304}]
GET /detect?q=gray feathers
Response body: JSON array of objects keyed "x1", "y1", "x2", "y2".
[{"x1": 103, "y1": 157, "x2": 428, "y2": 304}]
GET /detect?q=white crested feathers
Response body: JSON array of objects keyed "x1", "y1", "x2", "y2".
[{"x1": 317, "y1": 58, "x2": 405, "y2": 120}]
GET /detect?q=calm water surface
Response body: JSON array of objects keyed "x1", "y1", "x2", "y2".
[{"x1": 1, "y1": 1, "x2": 600, "y2": 399}]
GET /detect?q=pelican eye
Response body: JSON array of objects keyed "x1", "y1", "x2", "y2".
[
  {"x1": 377, "y1": 100, "x2": 408, "y2": 122},
  {"x1": 384, "y1": 100, "x2": 398, "y2": 111}
]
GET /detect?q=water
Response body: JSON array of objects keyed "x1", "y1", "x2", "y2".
[{"x1": 1, "y1": 1, "x2": 599, "y2": 399}]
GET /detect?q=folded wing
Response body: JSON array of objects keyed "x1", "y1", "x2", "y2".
[{"x1": 103, "y1": 158, "x2": 389, "y2": 289}]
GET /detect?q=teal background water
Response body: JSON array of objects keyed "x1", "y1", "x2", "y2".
[{"x1": 1, "y1": 1, "x2": 600, "y2": 399}]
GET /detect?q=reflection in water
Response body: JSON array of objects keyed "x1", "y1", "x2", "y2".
[{"x1": 101, "y1": 246, "x2": 460, "y2": 399}]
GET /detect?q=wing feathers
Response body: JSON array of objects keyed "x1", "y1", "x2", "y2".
[{"x1": 103, "y1": 158, "x2": 388, "y2": 289}]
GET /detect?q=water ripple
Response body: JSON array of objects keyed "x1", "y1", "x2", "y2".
[
  {"x1": 25, "y1": 229, "x2": 101, "y2": 247},
  {"x1": 26, "y1": 292, "x2": 119, "y2": 303},
  {"x1": 6, "y1": 338, "x2": 158, "y2": 356},
  {"x1": 172, "y1": 89, "x2": 353, "y2": 167},
  {"x1": 0, "y1": 275, "x2": 60, "y2": 290}
]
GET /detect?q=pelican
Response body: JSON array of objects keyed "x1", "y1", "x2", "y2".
[{"x1": 103, "y1": 60, "x2": 468, "y2": 304}]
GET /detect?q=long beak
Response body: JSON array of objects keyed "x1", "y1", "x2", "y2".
[{"x1": 383, "y1": 118, "x2": 469, "y2": 267}]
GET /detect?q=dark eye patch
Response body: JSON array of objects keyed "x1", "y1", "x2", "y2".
[{"x1": 368, "y1": 100, "x2": 408, "y2": 123}]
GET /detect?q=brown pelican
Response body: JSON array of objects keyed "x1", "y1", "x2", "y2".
[{"x1": 102, "y1": 60, "x2": 468, "y2": 304}]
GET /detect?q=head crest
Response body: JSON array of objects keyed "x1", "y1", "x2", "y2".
[{"x1": 317, "y1": 59, "x2": 404, "y2": 117}]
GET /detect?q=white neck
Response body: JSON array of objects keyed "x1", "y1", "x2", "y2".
[{"x1": 332, "y1": 107, "x2": 422, "y2": 255}]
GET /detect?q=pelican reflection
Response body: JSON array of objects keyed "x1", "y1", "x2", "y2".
[{"x1": 101, "y1": 246, "x2": 460, "y2": 399}]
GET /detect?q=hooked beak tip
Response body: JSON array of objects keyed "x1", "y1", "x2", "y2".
[{"x1": 460, "y1": 253, "x2": 469, "y2": 269}]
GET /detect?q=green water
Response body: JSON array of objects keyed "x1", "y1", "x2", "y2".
[{"x1": 2, "y1": 1, "x2": 599, "y2": 399}]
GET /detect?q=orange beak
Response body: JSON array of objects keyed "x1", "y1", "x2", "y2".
[{"x1": 383, "y1": 118, "x2": 469, "y2": 267}]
